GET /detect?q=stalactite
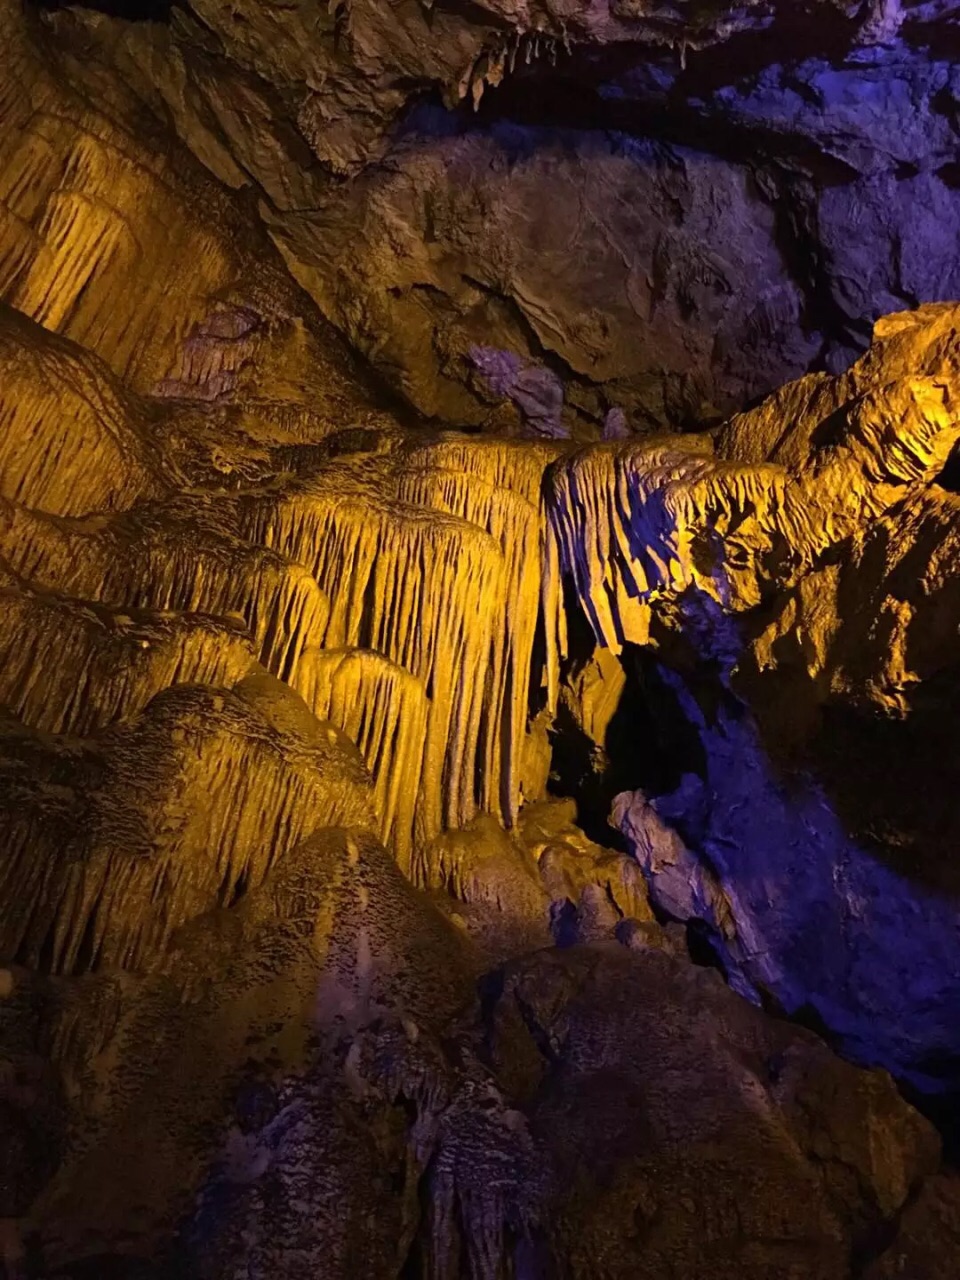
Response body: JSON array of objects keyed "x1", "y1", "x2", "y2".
[
  {"x1": 289, "y1": 647, "x2": 428, "y2": 873},
  {"x1": 237, "y1": 479, "x2": 507, "y2": 842},
  {"x1": 0, "y1": 683, "x2": 375, "y2": 975},
  {"x1": 0, "y1": 496, "x2": 330, "y2": 682},
  {"x1": 2, "y1": 284, "x2": 951, "y2": 990},
  {"x1": 395, "y1": 436, "x2": 557, "y2": 823},
  {"x1": 0, "y1": 565, "x2": 255, "y2": 736},
  {"x1": 0, "y1": 110, "x2": 232, "y2": 391},
  {"x1": 153, "y1": 307, "x2": 262, "y2": 402},
  {"x1": 542, "y1": 439, "x2": 784, "y2": 677},
  {"x1": 397, "y1": 435, "x2": 558, "y2": 508},
  {"x1": 0, "y1": 5, "x2": 250, "y2": 395},
  {"x1": 542, "y1": 328, "x2": 960, "y2": 728}
]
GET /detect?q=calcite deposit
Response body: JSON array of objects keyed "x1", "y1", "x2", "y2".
[{"x1": 2, "y1": 0, "x2": 960, "y2": 1276}]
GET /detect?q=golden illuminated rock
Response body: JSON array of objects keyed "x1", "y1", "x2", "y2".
[
  {"x1": 0, "y1": 2, "x2": 246, "y2": 395},
  {"x1": 0, "y1": 494, "x2": 332, "y2": 681},
  {"x1": 290, "y1": 647, "x2": 428, "y2": 870},
  {"x1": 394, "y1": 434, "x2": 559, "y2": 824},
  {"x1": 0, "y1": 306, "x2": 161, "y2": 516},
  {"x1": 0, "y1": 682, "x2": 374, "y2": 974},
  {"x1": 0, "y1": 566, "x2": 255, "y2": 736}
]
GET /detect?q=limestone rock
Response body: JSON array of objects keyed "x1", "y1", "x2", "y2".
[
  {"x1": 0, "y1": 567, "x2": 255, "y2": 737},
  {"x1": 443, "y1": 944, "x2": 940, "y2": 1280},
  {"x1": 48, "y1": 937, "x2": 942, "y2": 1279},
  {"x1": 266, "y1": 130, "x2": 820, "y2": 431},
  {"x1": 519, "y1": 798, "x2": 654, "y2": 938},
  {"x1": 17, "y1": 0, "x2": 959, "y2": 437},
  {"x1": 0, "y1": 680, "x2": 375, "y2": 975},
  {"x1": 0, "y1": 306, "x2": 162, "y2": 517},
  {"x1": 414, "y1": 812, "x2": 552, "y2": 956},
  {"x1": 866, "y1": 1173, "x2": 960, "y2": 1280},
  {"x1": 1, "y1": 1, "x2": 960, "y2": 1272},
  {"x1": 35, "y1": 828, "x2": 476, "y2": 1268}
]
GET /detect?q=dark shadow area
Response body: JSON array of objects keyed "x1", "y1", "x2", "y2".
[
  {"x1": 550, "y1": 567, "x2": 960, "y2": 1147},
  {"x1": 935, "y1": 438, "x2": 960, "y2": 492},
  {"x1": 810, "y1": 678, "x2": 960, "y2": 900},
  {"x1": 791, "y1": 1001, "x2": 960, "y2": 1165},
  {"x1": 735, "y1": 585, "x2": 960, "y2": 899},
  {"x1": 398, "y1": 1234, "x2": 426, "y2": 1280},
  {"x1": 742, "y1": 665, "x2": 960, "y2": 896},
  {"x1": 547, "y1": 585, "x2": 707, "y2": 846},
  {"x1": 31, "y1": 0, "x2": 173, "y2": 19},
  {"x1": 42, "y1": 1257, "x2": 164, "y2": 1279},
  {"x1": 809, "y1": 401, "x2": 855, "y2": 450},
  {"x1": 733, "y1": 520, "x2": 960, "y2": 899},
  {"x1": 684, "y1": 917, "x2": 726, "y2": 971},
  {"x1": 938, "y1": 161, "x2": 960, "y2": 190},
  {"x1": 455, "y1": 50, "x2": 862, "y2": 188},
  {"x1": 902, "y1": 1077, "x2": 960, "y2": 1166},
  {"x1": 672, "y1": 3, "x2": 860, "y2": 95}
]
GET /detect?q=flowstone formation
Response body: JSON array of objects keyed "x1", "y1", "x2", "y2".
[{"x1": 3, "y1": 1, "x2": 960, "y2": 1277}]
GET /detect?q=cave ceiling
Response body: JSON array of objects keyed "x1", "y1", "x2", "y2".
[{"x1": 25, "y1": 0, "x2": 960, "y2": 432}]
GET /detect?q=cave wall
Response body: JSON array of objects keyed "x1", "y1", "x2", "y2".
[
  {"x1": 23, "y1": 0, "x2": 960, "y2": 435},
  {"x1": 3, "y1": 2, "x2": 960, "y2": 1277}
]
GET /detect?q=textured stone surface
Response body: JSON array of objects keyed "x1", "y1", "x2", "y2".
[
  {"x1": 866, "y1": 1173, "x2": 960, "y2": 1279},
  {"x1": 40, "y1": 934, "x2": 940, "y2": 1279},
  {"x1": 1, "y1": 0, "x2": 960, "y2": 1274},
  {"x1": 266, "y1": 126, "x2": 822, "y2": 430},
  {"x1": 18, "y1": 0, "x2": 960, "y2": 432},
  {"x1": 539, "y1": 302, "x2": 960, "y2": 1103}
]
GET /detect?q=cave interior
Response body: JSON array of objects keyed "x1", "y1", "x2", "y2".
[{"x1": 2, "y1": 0, "x2": 960, "y2": 1275}]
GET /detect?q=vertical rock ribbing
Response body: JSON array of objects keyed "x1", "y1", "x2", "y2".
[
  {"x1": 290, "y1": 648, "x2": 428, "y2": 872},
  {"x1": 0, "y1": 569, "x2": 255, "y2": 735},
  {"x1": 0, "y1": 497, "x2": 331, "y2": 683},
  {"x1": 0, "y1": 307, "x2": 160, "y2": 515},
  {"x1": 396, "y1": 436, "x2": 557, "y2": 823},
  {"x1": 0, "y1": 4, "x2": 235, "y2": 393},
  {"x1": 238, "y1": 483, "x2": 507, "y2": 841},
  {"x1": 542, "y1": 438, "x2": 784, "y2": 706},
  {"x1": 0, "y1": 684, "x2": 375, "y2": 974}
]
